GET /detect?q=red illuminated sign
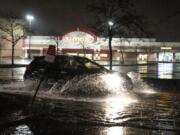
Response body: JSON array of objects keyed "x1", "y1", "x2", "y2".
[{"x1": 61, "y1": 28, "x2": 97, "y2": 45}]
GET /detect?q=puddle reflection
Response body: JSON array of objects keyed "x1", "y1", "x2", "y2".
[
  {"x1": 138, "y1": 63, "x2": 175, "y2": 79},
  {"x1": 106, "y1": 127, "x2": 124, "y2": 135},
  {"x1": 158, "y1": 63, "x2": 173, "y2": 79},
  {"x1": 104, "y1": 96, "x2": 136, "y2": 123}
]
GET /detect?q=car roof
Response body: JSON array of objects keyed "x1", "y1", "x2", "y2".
[
  {"x1": 33, "y1": 55, "x2": 85, "y2": 59},
  {"x1": 32, "y1": 55, "x2": 107, "y2": 70}
]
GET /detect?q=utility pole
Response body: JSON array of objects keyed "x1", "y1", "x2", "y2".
[
  {"x1": 26, "y1": 14, "x2": 34, "y2": 59},
  {"x1": 108, "y1": 21, "x2": 114, "y2": 70}
]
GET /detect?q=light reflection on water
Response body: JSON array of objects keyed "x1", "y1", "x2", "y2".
[
  {"x1": 138, "y1": 65, "x2": 148, "y2": 74},
  {"x1": 1, "y1": 90, "x2": 180, "y2": 134},
  {"x1": 103, "y1": 63, "x2": 180, "y2": 79},
  {"x1": 104, "y1": 96, "x2": 136, "y2": 123},
  {"x1": 1, "y1": 63, "x2": 180, "y2": 81},
  {"x1": 158, "y1": 63, "x2": 173, "y2": 79},
  {"x1": 0, "y1": 67, "x2": 25, "y2": 80},
  {"x1": 106, "y1": 127, "x2": 124, "y2": 135},
  {"x1": 138, "y1": 63, "x2": 177, "y2": 79},
  {"x1": 1, "y1": 65, "x2": 180, "y2": 134}
]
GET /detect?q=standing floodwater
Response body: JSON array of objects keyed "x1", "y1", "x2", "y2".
[{"x1": 0, "y1": 72, "x2": 180, "y2": 134}]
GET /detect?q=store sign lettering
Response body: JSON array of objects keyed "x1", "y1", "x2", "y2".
[
  {"x1": 62, "y1": 31, "x2": 96, "y2": 45},
  {"x1": 65, "y1": 36, "x2": 85, "y2": 44}
]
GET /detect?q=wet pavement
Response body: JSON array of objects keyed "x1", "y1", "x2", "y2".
[
  {"x1": 0, "y1": 62, "x2": 178, "y2": 81},
  {"x1": 0, "y1": 58, "x2": 31, "y2": 65},
  {"x1": 1, "y1": 62, "x2": 180, "y2": 134},
  {"x1": 0, "y1": 58, "x2": 180, "y2": 80},
  {"x1": 0, "y1": 88, "x2": 180, "y2": 135},
  {"x1": 0, "y1": 68, "x2": 25, "y2": 81}
]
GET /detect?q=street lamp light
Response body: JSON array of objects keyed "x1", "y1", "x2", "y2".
[
  {"x1": 107, "y1": 20, "x2": 114, "y2": 70},
  {"x1": 26, "y1": 14, "x2": 34, "y2": 59},
  {"x1": 108, "y1": 21, "x2": 114, "y2": 27}
]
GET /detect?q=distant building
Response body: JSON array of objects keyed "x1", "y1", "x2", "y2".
[
  {"x1": 0, "y1": 18, "x2": 25, "y2": 59},
  {"x1": 1, "y1": 28, "x2": 180, "y2": 63},
  {"x1": 0, "y1": 38, "x2": 24, "y2": 58}
]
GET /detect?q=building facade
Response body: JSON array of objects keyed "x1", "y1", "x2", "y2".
[{"x1": 1, "y1": 28, "x2": 180, "y2": 63}]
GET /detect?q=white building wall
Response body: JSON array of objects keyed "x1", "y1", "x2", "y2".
[
  {"x1": 26, "y1": 36, "x2": 180, "y2": 49},
  {"x1": 24, "y1": 36, "x2": 180, "y2": 62}
]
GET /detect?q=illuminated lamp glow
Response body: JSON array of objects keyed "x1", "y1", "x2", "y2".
[
  {"x1": 160, "y1": 47, "x2": 172, "y2": 50},
  {"x1": 108, "y1": 21, "x2": 114, "y2": 26},
  {"x1": 26, "y1": 14, "x2": 34, "y2": 21}
]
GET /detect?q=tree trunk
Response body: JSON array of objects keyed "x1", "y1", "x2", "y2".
[
  {"x1": 120, "y1": 47, "x2": 124, "y2": 64},
  {"x1": 108, "y1": 35, "x2": 113, "y2": 70},
  {"x1": 56, "y1": 37, "x2": 59, "y2": 55},
  {"x1": 82, "y1": 42, "x2": 86, "y2": 57},
  {"x1": 56, "y1": 42, "x2": 58, "y2": 55},
  {"x1": 136, "y1": 46, "x2": 138, "y2": 64},
  {"x1": 12, "y1": 44, "x2": 14, "y2": 65},
  {"x1": 11, "y1": 24, "x2": 15, "y2": 65},
  {"x1": 0, "y1": 44, "x2": 2, "y2": 62}
]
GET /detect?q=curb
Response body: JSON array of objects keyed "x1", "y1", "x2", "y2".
[{"x1": 0, "y1": 64, "x2": 27, "y2": 68}]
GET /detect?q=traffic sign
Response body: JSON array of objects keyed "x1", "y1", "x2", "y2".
[{"x1": 44, "y1": 45, "x2": 56, "y2": 63}]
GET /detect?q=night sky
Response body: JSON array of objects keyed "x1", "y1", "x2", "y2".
[{"x1": 0, "y1": 0, "x2": 180, "y2": 42}]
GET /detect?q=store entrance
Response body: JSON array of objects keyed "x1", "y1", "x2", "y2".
[{"x1": 158, "y1": 52, "x2": 173, "y2": 62}]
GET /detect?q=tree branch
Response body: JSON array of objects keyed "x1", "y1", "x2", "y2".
[
  {"x1": 14, "y1": 35, "x2": 25, "y2": 45},
  {"x1": 0, "y1": 36, "x2": 12, "y2": 42}
]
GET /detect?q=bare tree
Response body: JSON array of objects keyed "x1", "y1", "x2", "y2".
[
  {"x1": 80, "y1": 41, "x2": 87, "y2": 57},
  {"x1": 51, "y1": 36, "x2": 60, "y2": 55},
  {"x1": 88, "y1": 0, "x2": 152, "y2": 69},
  {"x1": 0, "y1": 13, "x2": 26, "y2": 65},
  {"x1": 0, "y1": 41, "x2": 2, "y2": 60},
  {"x1": 119, "y1": 46, "x2": 124, "y2": 63},
  {"x1": 48, "y1": 31, "x2": 60, "y2": 55}
]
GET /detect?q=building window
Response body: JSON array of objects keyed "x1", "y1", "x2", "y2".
[{"x1": 158, "y1": 52, "x2": 173, "y2": 62}]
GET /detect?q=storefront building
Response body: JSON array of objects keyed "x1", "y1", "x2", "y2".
[{"x1": 1, "y1": 28, "x2": 180, "y2": 63}]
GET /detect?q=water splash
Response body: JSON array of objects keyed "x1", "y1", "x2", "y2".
[
  {"x1": 2, "y1": 125, "x2": 33, "y2": 135},
  {"x1": 0, "y1": 71, "x2": 156, "y2": 98},
  {"x1": 127, "y1": 71, "x2": 156, "y2": 94},
  {"x1": 48, "y1": 73, "x2": 133, "y2": 97}
]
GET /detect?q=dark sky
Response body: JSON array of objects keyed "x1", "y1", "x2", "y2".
[{"x1": 0, "y1": 0, "x2": 180, "y2": 42}]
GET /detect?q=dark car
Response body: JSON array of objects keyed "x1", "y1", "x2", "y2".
[{"x1": 24, "y1": 55, "x2": 109, "y2": 80}]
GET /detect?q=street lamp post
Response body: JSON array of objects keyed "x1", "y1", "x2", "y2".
[
  {"x1": 108, "y1": 21, "x2": 114, "y2": 70},
  {"x1": 26, "y1": 14, "x2": 34, "y2": 59}
]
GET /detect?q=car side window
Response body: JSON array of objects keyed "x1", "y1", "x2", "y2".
[
  {"x1": 84, "y1": 61, "x2": 99, "y2": 69},
  {"x1": 56, "y1": 57, "x2": 68, "y2": 69},
  {"x1": 77, "y1": 58, "x2": 101, "y2": 70},
  {"x1": 56, "y1": 57, "x2": 77, "y2": 70},
  {"x1": 66, "y1": 58, "x2": 84, "y2": 69}
]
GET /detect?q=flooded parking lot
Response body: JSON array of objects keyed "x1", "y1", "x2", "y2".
[
  {"x1": 1, "y1": 63, "x2": 180, "y2": 134},
  {"x1": 2, "y1": 63, "x2": 180, "y2": 81},
  {"x1": 0, "y1": 89, "x2": 180, "y2": 135}
]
